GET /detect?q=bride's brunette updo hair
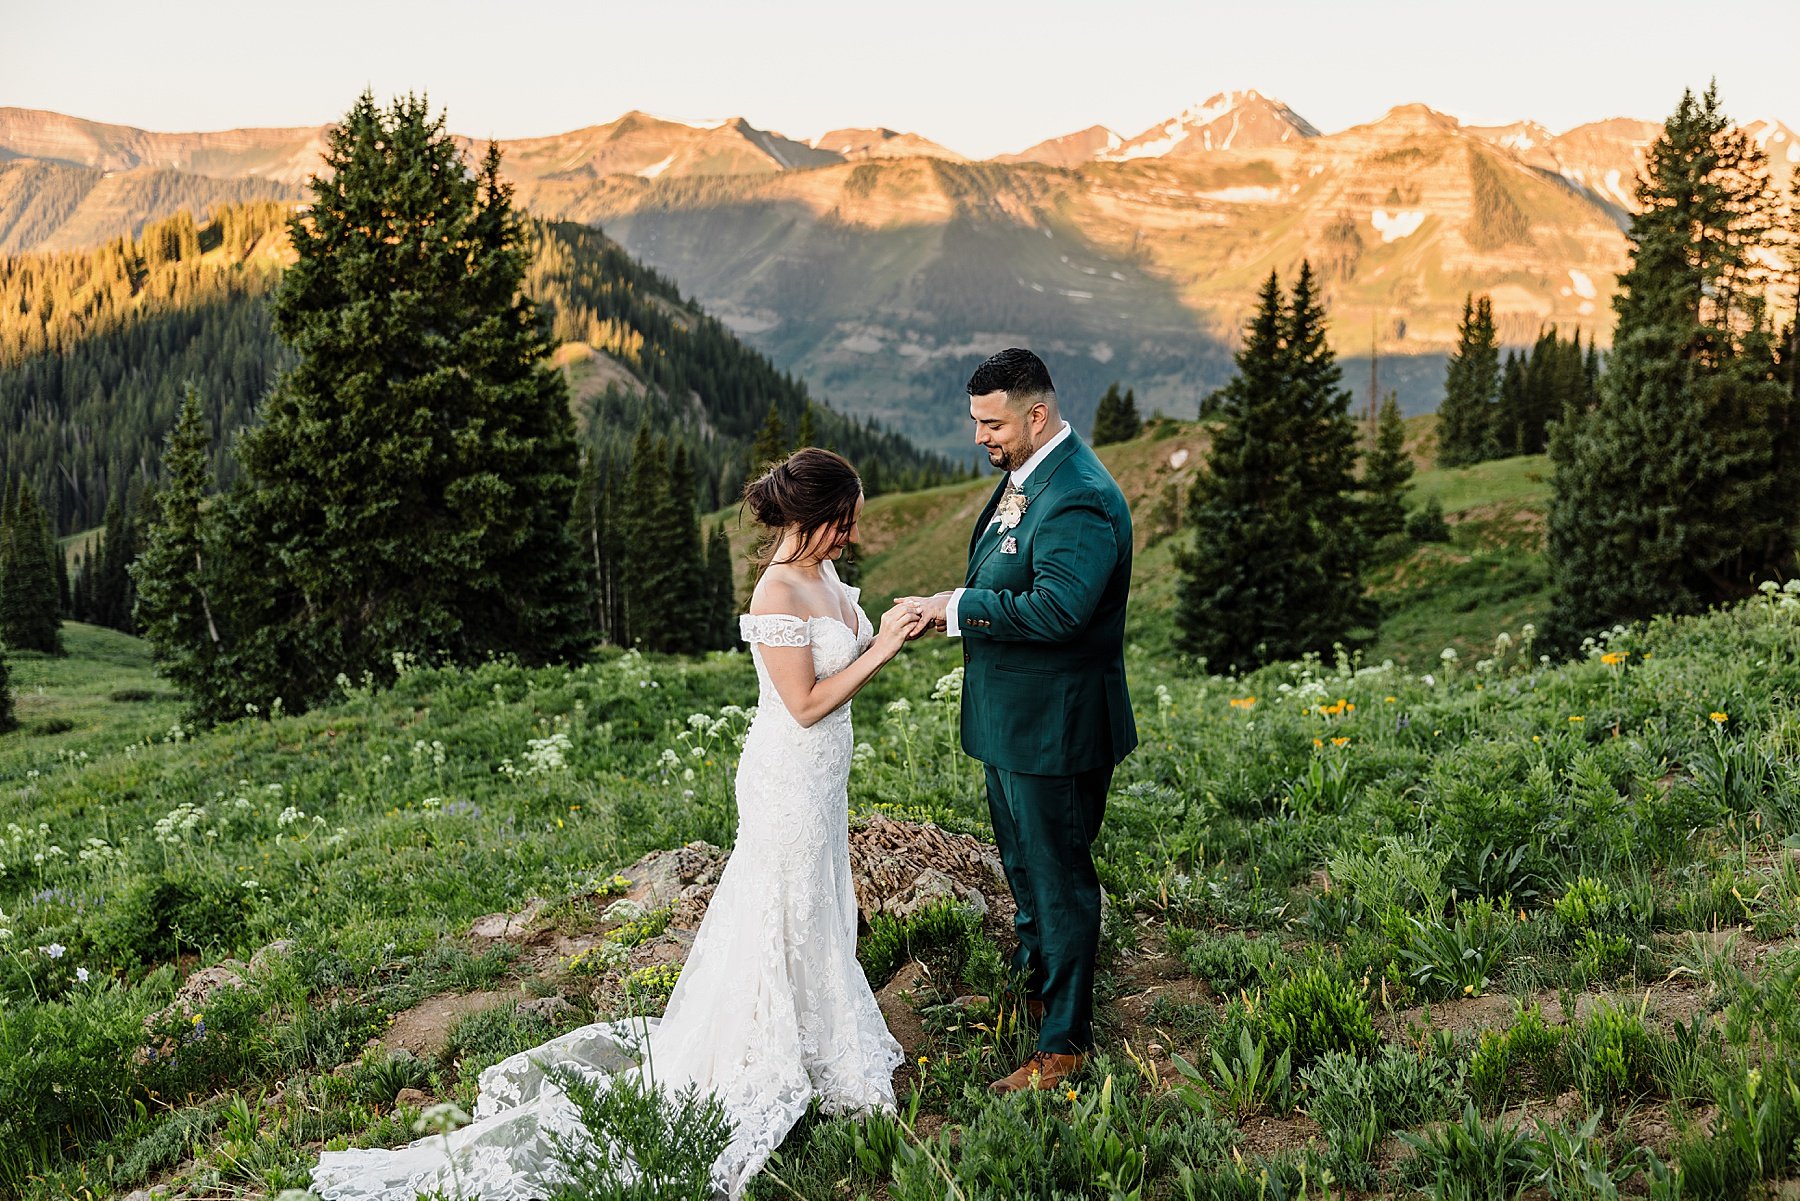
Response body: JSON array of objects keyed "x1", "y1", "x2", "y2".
[{"x1": 743, "y1": 447, "x2": 862, "y2": 578}]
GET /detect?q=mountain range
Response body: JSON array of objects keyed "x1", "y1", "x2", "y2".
[{"x1": 1, "y1": 94, "x2": 1793, "y2": 452}]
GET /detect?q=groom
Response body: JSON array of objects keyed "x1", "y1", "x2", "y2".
[{"x1": 900, "y1": 348, "x2": 1137, "y2": 1093}]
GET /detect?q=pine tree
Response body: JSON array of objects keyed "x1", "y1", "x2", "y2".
[
  {"x1": 750, "y1": 400, "x2": 787, "y2": 470},
  {"x1": 212, "y1": 93, "x2": 592, "y2": 713},
  {"x1": 133, "y1": 385, "x2": 228, "y2": 714},
  {"x1": 0, "y1": 480, "x2": 64, "y2": 655},
  {"x1": 665, "y1": 443, "x2": 710, "y2": 654},
  {"x1": 1546, "y1": 84, "x2": 1800, "y2": 649},
  {"x1": 1361, "y1": 392, "x2": 1414, "y2": 553},
  {"x1": 92, "y1": 491, "x2": 136, "y2": 632},
  {"x1": 1491, "y1": 351, "x2": 1526, "y2": 457},
  {"x1": 1090, "y1": 382, "x2": 1142, "y2": 445},
  {"x1": 706, "y1": 523, "x2": 736, "y2": 650},
  {"x1": 1436, "y1": 295, "x2": 1499, "y2": 466},
  {"x1": 1283, "y1": 262, "x2": 1376, "y2": 643},
  {"x1": 795, "y1": 403, "x2": 817, "y2": 451},
  {"x1": 1176, "y1": 265, "x2": 1375, "y2": 668}
]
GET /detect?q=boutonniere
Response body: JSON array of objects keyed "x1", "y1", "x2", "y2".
[{"x1": 995, "y1": 485, "x2": 1030, "y2": 532}]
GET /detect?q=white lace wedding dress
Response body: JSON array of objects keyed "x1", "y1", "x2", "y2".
[{"x1": 311, "y1": 575, "x2": 904, "y2": 1199}]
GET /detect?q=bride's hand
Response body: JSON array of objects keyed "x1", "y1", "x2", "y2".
[{"x1": 876, "y1": 603, "x2": 924, "y2": 653}]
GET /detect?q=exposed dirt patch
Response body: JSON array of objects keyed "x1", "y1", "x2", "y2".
[
  {"x1": 1238, "y1": 1112, "x2": 1323, "y2": 1158},
  {"x1": 380, "y1": 990, "x2": 518, "y2": 1059}
]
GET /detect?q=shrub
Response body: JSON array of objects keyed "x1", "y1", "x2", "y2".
[
  {"x1": 1180, "y1": 931, "x2": 1292, "y2": 995},
  {"x1": 1467, "y1": 1003, "x2": 1567, "y2": 1110},
  {"x1": 1253, "y1": 965, "x2": 1378, "y2": 1068},
  {"x1": 1398, "y1": 1100, "x2": 1537, "y2": 1200},
  {"x1": 1569, "y1": 1000, "x2": 1660, "y2": 1108},
  {"x1": 1391, "y1": 896, "x2": 1516, "y2": 999},
  {"x1": 1406, "y1": 497, "x2": 1451, "y2": 543},
  {"x1": 544, "y1": 1065, "x2": 733, "y2": 1200}
]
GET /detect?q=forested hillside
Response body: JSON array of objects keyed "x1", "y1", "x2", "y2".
[{"x1": 0, "y1": 202, "x2": 950, "y2": 535}]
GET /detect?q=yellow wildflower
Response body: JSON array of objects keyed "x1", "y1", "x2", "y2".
[
  {"x1": 1313, "y1": 738, "x2": 1324, "y2": 749},
  {"x1": 1229, "y1": 697, "x2": 1257, "y2": 709},
  {"x1": 1384, "y1": 696, "x2": 1397, "y2": 703},
  {"x1": 1331, "y1": 737, "x2": 1350, "y2": 748},
  {"x1": 1710, "y1": 711, "x2": 1729, "y2": 725},
  {"x1": 1568, "y1": 715, "x2": 1585, "y2": 723},
  {"x1": 1065, "y1": 1087, "x2": 1079, "y2": 1102}
]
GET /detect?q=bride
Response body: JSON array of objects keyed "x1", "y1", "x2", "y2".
[{"x1": 312, "y1": 448, "x2": 918, "y2": 1199}]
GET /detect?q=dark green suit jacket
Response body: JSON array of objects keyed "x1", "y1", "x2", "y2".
[{"x1": 957, "y1": 432, "x2": 1137, "y2": 776}]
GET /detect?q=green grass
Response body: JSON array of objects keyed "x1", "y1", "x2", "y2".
[{"x1": 9, "y1": 588, "x2": 1800, "y2": 1196}]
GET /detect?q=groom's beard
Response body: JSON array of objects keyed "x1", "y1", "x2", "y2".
[{"x1": 990, "y1": 438, "x2": 1036, "y2": 473}]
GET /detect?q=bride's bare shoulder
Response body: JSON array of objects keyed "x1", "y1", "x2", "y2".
[{"x1": 748, "y1": 569, "x2": 809, "y2": 618}]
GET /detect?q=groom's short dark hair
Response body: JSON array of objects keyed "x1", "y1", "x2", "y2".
[{"x1": 967, "y1": 348, "x2": 1056, "y2": 406}]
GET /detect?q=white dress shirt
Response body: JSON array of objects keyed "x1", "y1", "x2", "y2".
[{"x1": 946, "y1": 420, "x2": 1071, "y2": 637}]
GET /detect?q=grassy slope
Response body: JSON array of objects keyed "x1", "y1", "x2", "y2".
[{"x1": 9, "y1": 581, "x2": 1800, "y2": 1197}]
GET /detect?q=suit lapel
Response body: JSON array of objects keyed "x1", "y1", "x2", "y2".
[
  {"x1": 965, "y1": 434, "x2": 1086, "y2": 586},
  {"x1": 968, "y1": 477, "x2": 1008, "y2": 559}
]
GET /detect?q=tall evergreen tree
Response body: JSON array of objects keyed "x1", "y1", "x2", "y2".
[
  {"x1": 1546, "y1": 84, "x2": 1800, "y2": 649},
  {"x1": 1436, "y1": 295, "x2": 1500, "y2": 466},
  {"x1": 208, "y1": 93, "x2": 592, "y2": 714},
  {"x1": 1090, "y1": 382, "x2": 1143, "y2": 446},
  {"x1": 1361, "y1": 392, "x2": 1414, "y2": 552},
  {"x1": 665, "y1": 443, "x2": 710, "y2": 654},
  {"x1": 133, "y1": 385, "x2": 227, "y2": 713},
  {"x1": 706, "y1": 523, "x2": 737, "y2": 650},
  {"x1": 0, "y1": 480, "x2": 64, "y2": 655},
  {"x1": 795, "y1": 403, "x2": 817, "y2": 451},
  {"x1": 1490, "y1": 351, "x2": 1526, "y2": 458},
  {"x1": 1176, "y1": 265, "x2": 1374, "y2": 669},
  {"x1": 750, "y1": 400, "x2": 787, "y2": 470}
]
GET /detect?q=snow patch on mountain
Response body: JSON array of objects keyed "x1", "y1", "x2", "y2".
[
  {"x1": 1371, "y1": 209, "x2": 1425, "y2": 242},
  {"x1": 1196, "y1": 185, "x2": 1282, "y2": 203},
  {"x1": 1567, "y1": 269, "x2": 1597, "y2": 299},
  {"x1": 638, "y1": 153, "x2": 676, "y2": 179}
]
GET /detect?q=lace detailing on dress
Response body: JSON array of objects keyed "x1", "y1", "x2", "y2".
[
  {"x1": 312, "y1": 573, "x2": 901, "y2": 1201},
  {"x1": 739, "y1": 614, "x2": 812, "y2": 647}
]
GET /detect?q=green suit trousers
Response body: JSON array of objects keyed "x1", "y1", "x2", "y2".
[{"x1": 984, "y1": 761, "x2": 1112, "y2": 1054}]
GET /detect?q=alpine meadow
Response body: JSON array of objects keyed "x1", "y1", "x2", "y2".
[{"x1": 6, "y1": 62, "x2": 1800, "y2": 1201}]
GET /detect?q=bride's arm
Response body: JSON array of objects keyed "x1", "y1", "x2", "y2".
[{"x1": 756, "y1": 601, "x2": 922, "y2": 729}]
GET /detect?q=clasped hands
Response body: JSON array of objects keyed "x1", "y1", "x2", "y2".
[{"x1": 890, "y1": 591, "x2": 953, "y2": 639}]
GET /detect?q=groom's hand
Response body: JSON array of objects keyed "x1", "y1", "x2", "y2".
[{"x1": 895, "y1": 592, "x2": 952, "y2": 636}]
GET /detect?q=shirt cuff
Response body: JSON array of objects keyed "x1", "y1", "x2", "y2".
[{"x1": 944, "y1": 588, "x2": 967, "y2": 638}]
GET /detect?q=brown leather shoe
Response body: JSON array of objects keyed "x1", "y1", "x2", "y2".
[{"x1": 988, "y1": 1051, "x2": 1085, "y2": 1094}]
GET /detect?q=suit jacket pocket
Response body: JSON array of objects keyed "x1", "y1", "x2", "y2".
[{"x1": 993, "y1": 661, "x2": 1060, "y2": 678}]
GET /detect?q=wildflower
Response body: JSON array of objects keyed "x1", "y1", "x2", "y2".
[
  {"x1": 1440, "y1": 647, "x2": 1458, "y2": 663},
  {"x1": 1384, "y1": 696, "x2": 1396, "y2": 703},
  {"x1": 76, "y1": 966, "x2": 89, "y2": 983},
  {"x1": 1463, "y1": 984, "x2": 1475, "y2": 996},
  {"x1": 918, "y1": 1055, "x2": 929, "y2": 1067},
  {"x1": 885, "y1": 698, "x2": 912, "y2": 717},
  {"x1": 413, "y1": 1102, "x2": 472, "y2": 1136},
  {"x1": 41, "y1": 941, "x2": 65, "y2": 959},
  {"x1": 1065, "y1": 1087, "x2": 1079, "y2": 1102},
  {"x1": 1568, "y1": 716, "x2": 1584, "y2": 723},
  {"x1": 1601, "y1": 651, "x2": 1628, "y2": 666},
  {"x1": 1313, "y1": 738, "x2": 1324, "y2": 749},
  {"x1": 1710, "y1": 711, "x2": 1729, "y2": 725},
  {"x1": 1229, "y1": 696, "x2": 1257, "y2": 710},
  {"x1": 1331, "y1": 737, "x2": 1349, "y2": 748},
  {"x1": 687, "y1": 713, "x2": 711, "y2": 731}
]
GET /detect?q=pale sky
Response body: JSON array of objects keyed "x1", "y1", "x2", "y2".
[{"x1": 4, "y1": 0, "x2": 1794, "y2": 158}]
